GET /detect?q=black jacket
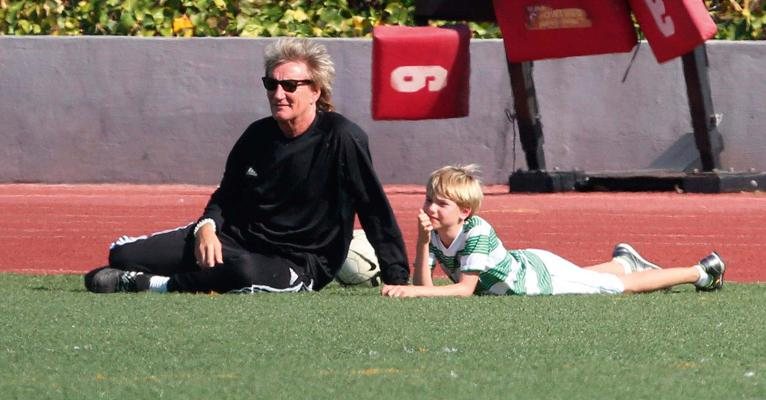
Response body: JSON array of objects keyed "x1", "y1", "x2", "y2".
[{"x1": 200, "y1": 111, "x2": 409, "y2": 289}]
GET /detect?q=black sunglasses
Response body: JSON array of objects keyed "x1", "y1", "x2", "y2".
[{"x1": 261, "y1": 77, "x2": 314, "y2": 92}]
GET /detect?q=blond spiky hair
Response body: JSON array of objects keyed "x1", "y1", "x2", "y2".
[
  {"x1": 264, "y1": 38, "x2": 336, "y2": 112},
  {"x1": 426, "y1": 164, "x2": 483, "y2": 216}
]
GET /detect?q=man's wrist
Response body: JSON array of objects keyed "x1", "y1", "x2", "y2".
[{"x1": 193, "y1": 218, "x2": 216, "y2": 237}]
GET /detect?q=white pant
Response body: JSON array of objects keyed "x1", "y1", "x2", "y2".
[{"x1": 527, "y1": 249, "x2": 624, "y2": 295}]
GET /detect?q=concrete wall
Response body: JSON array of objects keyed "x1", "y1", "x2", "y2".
[{"x1": 1, "y1": 37, "x2": 764, "y2": 185}]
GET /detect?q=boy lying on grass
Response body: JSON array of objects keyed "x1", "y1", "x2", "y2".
[{"x1": 381, "y1": 165, "x2": 725, "y2": 298}]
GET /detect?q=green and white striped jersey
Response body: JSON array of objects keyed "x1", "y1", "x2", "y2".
[{"x1": 428, "y1": 215, "x2": 553, "y2": 295}]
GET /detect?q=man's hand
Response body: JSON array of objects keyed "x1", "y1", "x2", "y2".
[{"x1": 194, "y1": 224, "x2": 223, "y2": 267}]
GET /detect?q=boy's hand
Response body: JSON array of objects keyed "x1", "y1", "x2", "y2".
[
  {"x1": 381, "y1": 284, "x2": 418, "y2": 298},
  {"x1": 417, "y1": 209, "x2": 432, "y2": 245}
]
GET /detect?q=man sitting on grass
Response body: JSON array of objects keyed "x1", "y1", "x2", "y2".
[
  {"x1": 381, "y1": 164, "x2": 725, "y2": 298},
  {"x1": 84, "y1": 38, "x2": 409, "y2": 294}
]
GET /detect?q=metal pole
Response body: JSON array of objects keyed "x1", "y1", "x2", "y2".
[
  {"x1": 508, "y1": 61, "x2": 546, "y2": 170},
  {"x1": 682, "y1": 44, "x2": 722, "y2": 171}
]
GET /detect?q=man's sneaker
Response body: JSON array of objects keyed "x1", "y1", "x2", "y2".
[
  {"x1": 84, "y1": 267, "x2": 151, "y2": 293},
  {"x1": 695, "y1": 252, "x2": 725, "y2": 292},
  {"x1": 612, "y1": 243, "x2": 662, "y2": 273}
]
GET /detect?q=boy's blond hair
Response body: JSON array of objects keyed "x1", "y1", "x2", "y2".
[{"x1": 426, "y1": 164, "x2": 483, "y2": 216}]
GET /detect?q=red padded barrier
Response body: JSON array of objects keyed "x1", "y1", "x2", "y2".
[
  {"x1": 372, "y1": 25, "x2": 470, "y2": 120},
  {"x1": 492, "y1": 0, "x2": 638, "y2": 62},
  {"x1": 628, "y1": 0, "x2": 717, "y2": 63}
]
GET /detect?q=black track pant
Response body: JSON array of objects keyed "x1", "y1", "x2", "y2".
[{"x1": 107, "y1": 224, "x2": 315, "y2": 293}]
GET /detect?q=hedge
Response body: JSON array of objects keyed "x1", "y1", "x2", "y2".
[{"x1": 0, "y1": 0, "x2": 763, "y2": 39}]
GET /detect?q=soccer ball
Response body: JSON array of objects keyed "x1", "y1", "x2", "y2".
[{"x1": 335, "y1": 230, "x2": 381, "y2": 287}]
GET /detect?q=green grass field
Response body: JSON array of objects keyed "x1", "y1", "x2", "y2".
[{"x1": 2, "y1": 273, "x2": 764, "y2": 399}]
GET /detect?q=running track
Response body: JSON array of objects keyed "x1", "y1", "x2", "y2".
[{"x1": 1, "y1": 184, "x2": 764, "y2": 282}]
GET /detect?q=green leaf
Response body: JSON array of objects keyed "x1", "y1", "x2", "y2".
[
  {"x1": 121, "y1": 0, "x2": 138, "y2": 12},
  {"x1": 193, "y1": 0, "x2": 210, "y2": 10},
  {"x1": 119, "y1": 10, "x2": 136, "y2": 32},
  {"x1": 240, "y1": 20, "x2": 264, "y2": 37},
  {"x1": 17, "y1": 18, "x2": 30, "y2": 32},
  {"x1": 151, "y1": 7, "x2": 165, "y2": 23},
  {"x1": 284, "y1": 8, "x2": 308, "y2": 23}
]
